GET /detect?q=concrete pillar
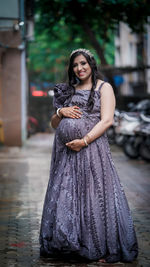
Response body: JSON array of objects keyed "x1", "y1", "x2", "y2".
[
  {"x1": 0, "y1": 47, "x2": 27, "y2": 146},
  {"x1": 2, "y1": 49, "x2": 20, "y2": 145},
  {"x1": 0, "y1": 29, "x2": 28, "y2": 146}
]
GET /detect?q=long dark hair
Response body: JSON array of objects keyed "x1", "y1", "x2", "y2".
[{"x1": 68, "y1": 50, "x2": 102, "y2": 110}]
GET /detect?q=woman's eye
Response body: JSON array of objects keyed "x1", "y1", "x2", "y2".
[
  {"x1": 81, "y1": 62, "x2": 86, "y2": 65},
  {"x1": 73, "y1": 64, "x2": 77, "y2": 68}
]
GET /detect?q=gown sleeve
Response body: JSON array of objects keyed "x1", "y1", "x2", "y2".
[{"x1": 53, "y1": 83, "x2": 73, "y2": 111}]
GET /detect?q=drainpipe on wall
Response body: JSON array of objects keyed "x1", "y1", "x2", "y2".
[
  {"x1": 146, "y1": 17, "x2": 150, "y2": 94},
  {"x1": 20, "y1": 0, "x2": 27, "y2": 144}
]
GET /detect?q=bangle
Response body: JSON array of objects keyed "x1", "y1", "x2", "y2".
[
  {"x1": 56, "y1": 108, "x2": 62, "y2": 118},
  {"x1": 83, "y1": 137, "x2": 88, "y2": 146}
]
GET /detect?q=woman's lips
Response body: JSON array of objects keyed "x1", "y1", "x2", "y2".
[{"x1": 78, "y1": 72, "x2": 85, "y2": 76}]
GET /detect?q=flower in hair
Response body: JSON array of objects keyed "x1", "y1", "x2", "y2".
[{"x1": 70, "y1": 48, "x2": 94, "y2": 58}]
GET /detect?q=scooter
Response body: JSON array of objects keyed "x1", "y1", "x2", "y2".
[
  {"x1": 123, "y1": 114, "x2": 150, "y2": 161},
  {"x1": 114, "y1": 112, "x2": 140, "y2": 147},
  {"x1": 127, "y1": 99, "x2": 150, "y2": 114},
  {"x1": 107, "y1": 99, "x2": 150, "y2": 146},
  {"x1": 138, "y1": 114, "x2": 150, "y2": 161}
]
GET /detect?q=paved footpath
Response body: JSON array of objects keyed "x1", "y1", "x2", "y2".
[{"x1": 0, "y1": 133, "x2": 150, "y2": 267}]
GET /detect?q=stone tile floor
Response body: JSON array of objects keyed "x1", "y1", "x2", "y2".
[{"x1": 0, "y1": 133, "x2": 150, "y2": 267}]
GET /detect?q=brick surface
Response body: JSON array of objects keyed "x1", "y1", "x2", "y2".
[{"x1": 0, "y1": 133, "x2": 150, "y2": 267}]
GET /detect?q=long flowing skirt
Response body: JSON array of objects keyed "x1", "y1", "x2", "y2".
[{"x1": 39, "y1": 132, "x2": 138, "y2": 263}]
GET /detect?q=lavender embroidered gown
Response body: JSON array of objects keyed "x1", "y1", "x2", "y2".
[{"x1": 39, "y1": 83, "x2": 138, "y2": 263}]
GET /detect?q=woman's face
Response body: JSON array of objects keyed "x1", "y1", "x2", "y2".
[{"x1": 72, "y1": 54, "x2": 92, "y2": 81}]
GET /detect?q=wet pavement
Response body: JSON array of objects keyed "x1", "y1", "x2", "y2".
[{"x1": 0, "y1": 133, "x2": 150, "y2": 267}]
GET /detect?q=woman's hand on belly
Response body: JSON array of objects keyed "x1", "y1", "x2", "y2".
[
  {"x1": 66, "y1": 138, "x2": 85, "y2": 152},
  {"x1": 60, "y1": 106, "x2": 82, "y2": 119}
]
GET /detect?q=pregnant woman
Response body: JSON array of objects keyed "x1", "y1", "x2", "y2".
[{"x1": 39, "y1": 48, "x2": 138, "y2": 263}]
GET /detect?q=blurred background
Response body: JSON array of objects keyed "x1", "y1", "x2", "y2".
[
  {"x1": 0, "y1": 2, "x2": 150, "y2": 266},
  {"x1": 0, "y1": 0, "x2": 150, "y2": 161}
]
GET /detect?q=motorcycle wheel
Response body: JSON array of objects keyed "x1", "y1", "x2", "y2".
[
  {"x1": 115, "y1": 134, "x2": 125, "y2": 146},
  {"x1": 139, "y1": 143, "x2": 150, "y2": 161},
  {"x1": 123, "y1": 139, "x2": 139, "y2": 159}
]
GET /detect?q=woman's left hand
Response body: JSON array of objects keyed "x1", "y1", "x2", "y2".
[{"x1": 66, "y1": 139, "x2": 85, "y2": 152}]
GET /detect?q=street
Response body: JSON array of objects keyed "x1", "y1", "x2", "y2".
[{"x1": 0, "y1": 133, "x2": 150, "y2": 267}]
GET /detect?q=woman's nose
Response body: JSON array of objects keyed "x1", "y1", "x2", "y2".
[{"x1": 77, "y1": 64, "x2": 82, "y2": 71}]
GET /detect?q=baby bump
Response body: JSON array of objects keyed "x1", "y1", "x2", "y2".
[{"x1": 56, "y1": 117, "x2": 87, "y2": 144}]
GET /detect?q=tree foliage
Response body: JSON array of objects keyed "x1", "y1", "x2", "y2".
[
  {"x1": 35, "y1": 0, "x2": 150, "y2": 63},
  {"x1": 28, "y1": 0, "x2": 150, "y2": 83}
]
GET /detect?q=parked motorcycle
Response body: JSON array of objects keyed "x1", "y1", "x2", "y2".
[
  {"x1": 113, "y1": 99, "x2": 150, "y2": 146},
  {"x1": 127, "y1": 99, "x2": 150, "y2": 114},
  {"x1": 123, "y1": 114, "x2": 150, "y2": 161},
  {"x1": 114, "y1": 112, "x2": 140, "y2": 147}
]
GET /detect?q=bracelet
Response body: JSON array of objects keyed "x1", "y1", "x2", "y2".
[
  {"x1": 56, "y1": 108, "x2": 62, "y2": 118},
  {"x1": 83, "y1": 137, "x2": 88, "y2": 146}
]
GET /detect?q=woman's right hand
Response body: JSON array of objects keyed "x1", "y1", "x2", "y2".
[{"x1": 60, "y1": 106, "x2": 82, "y2": 119}]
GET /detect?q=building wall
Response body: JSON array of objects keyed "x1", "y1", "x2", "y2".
[
  {"x1": 0, "y1": 31, "x2": 27, "y2": 146},
  {"x1": 115, "y1": 22, "x2": 149, "y2": 96},
  {"x1": 115, "y1": 22, "x2": 138, "y2": 67}
]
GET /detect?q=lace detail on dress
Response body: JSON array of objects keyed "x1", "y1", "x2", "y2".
[{"x1": 53, "y1": 83, "x2": 74, "y2": 109}]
